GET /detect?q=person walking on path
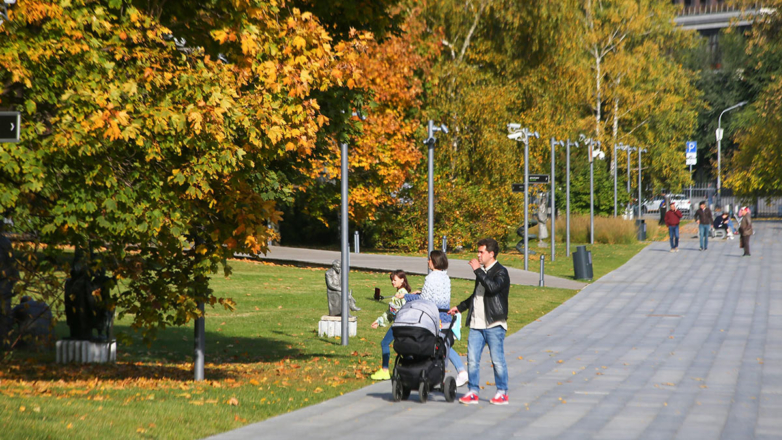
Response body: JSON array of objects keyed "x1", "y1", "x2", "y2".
[
  {"x1": 664, "y1": 201, "x2": 683, "y2": 252},
  {"x1": 449, "y1": 238, "x2": 511, "y2": 405},
  {"x1": 412, "y1": 251, "x2": 468, "y2": 387},
  {"x1": 739, "y1": 206, "x2": 753, "y2": 256},
  {"x1": 694, "y1": 201, "x2": 713, "y2": 251}
]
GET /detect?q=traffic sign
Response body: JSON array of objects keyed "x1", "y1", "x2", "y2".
[
  {"x1": 686, "y1": 156, "x2": 697, "y2": 166},
  {"x1": 529, "y1": 174, "x2": 549, "y2": 184},
  {"x1": 686, "y1": 141, "x2": 696, "y2": 154},
  {"x1": 512, "y1": 174, "x2": 550, "y2": 192},
  {"x1": 0, "y1": 112, "x2": 20, "y2": 143}
]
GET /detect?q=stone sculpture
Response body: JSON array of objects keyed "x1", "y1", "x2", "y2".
[
  {"x1": 12, "y1": 296, "x2": 54, "y2": 350},
  {"x1": 536, "y1": 193, "x2": 549, "y2": 246},
  {"x1": 63, "y1": 250, "x2": 115, "y2": 342},
  {"x1": 325, "y1": 260, "x2": 360, "y2": 316},
  {"x1": 0, "y1": 234, "x2": 18, "y2": 350}
]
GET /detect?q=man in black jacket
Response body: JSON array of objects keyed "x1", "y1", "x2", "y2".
[{"x1": 449, "y1": 238, "x2": 510, "y2": 405}]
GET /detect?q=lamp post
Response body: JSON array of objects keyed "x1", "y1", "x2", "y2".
[
  {"x1": 614, "y1": 143, "x2": 629, "y2": 217},
  {"x1": 425, "y1": 120, "x2": 448, "y2": 273},
  {"x1": 579, "y1": 136, "x2": 603, "y2": 245},
  {"x1": 550, "y1": 138, "x2": 563, "y2": 262},
  {"x1": 339, "y1": 111, "x2": 365, "y2": 346},
  {"x1": 0, "y1": 0, "x2": 15, "y2": 27},
  {"x1": 565, "y1": 139, "x2": 578, "y2": 257},
  {"x1": 637, "y1": 147, "x2": 648, "y2": 219},
  {"x1": 717, "y1": 101, "x2": 747, "y2": 206},
  {"x1": 508, "y1": 124, "x2": 539, "y2": 271}
]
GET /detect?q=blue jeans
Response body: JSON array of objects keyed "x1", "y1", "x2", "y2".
[
  {"x1": 467, "y1": 326, "x2": 508, "y2": 394},
  {"x1": 668, "y1": 226, "x2": 679, "y2": 249},
  {"x1": 381, "y1": 328, "x2": 394, "y2": 368},
  {"x1": 699, "y1": 224, "x2": 710, "y2": 249},
  {"x1": 449, "y1": 347, "x2": 465, "y2": 373}
]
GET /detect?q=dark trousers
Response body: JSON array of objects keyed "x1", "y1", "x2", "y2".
[{"x1": 741, "y1": 235, "x2": 751, "y2": 256}]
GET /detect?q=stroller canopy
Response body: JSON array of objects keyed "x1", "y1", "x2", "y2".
[{"x1": 392, "y1": 299, "x2": 440, "y2": 337}]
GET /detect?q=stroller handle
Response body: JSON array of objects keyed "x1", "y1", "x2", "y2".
[{"x1": 438, "y1": 309, "x2": 458, "y2": 330}]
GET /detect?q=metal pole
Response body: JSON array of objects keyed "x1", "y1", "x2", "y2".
[
  {"x1": 194, "y1": 301, "x2": 205, "y2": 381},
  {"x1": 354, "y1": 231, "x2": 359, "y2": 253},
  {"x1": 340, "y1": 141, "x2": 350, "y2": 346},
  {"x1": 550, "y1": 137, "x2": 556, "y2": 262},
  {"x1": 524, "y1": 135, "x2": 530, "y2": 271},
  {"x1": 442, "y1": 235, "x2": 447, "y2": 253},
  {"x1": 539, "y1": 255, "x2": 545, "y2": 287},
  {"x1": 689, "y1": 165, "x2": 693, "y2": 202},
  {"x1": 427, "y1": 120, "x2": 435, "y2": 271},
  {"x1": 566, "y1": 140, "x2": 571, "y2": 257},
  {"x1": 613, "y1": 144, "x2": 617, "y2": 217},
  {"x1": 638, "y1": 149, "x2": 643, "y2": 221},
  {"x1": 627, "y1": 147, "x2": 631, "y2": 194},
  {"x1": 590, "y1": 159, "x2": 594, "y2": 245}
]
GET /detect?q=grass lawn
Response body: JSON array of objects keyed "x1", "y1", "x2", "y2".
[{"x1": 0, "y1": 260, "x2": 576, "y2": 439}]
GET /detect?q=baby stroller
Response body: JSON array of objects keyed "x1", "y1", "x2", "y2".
[{"x1": 390, "y1": 299, "x2": 457, "y2": 403}]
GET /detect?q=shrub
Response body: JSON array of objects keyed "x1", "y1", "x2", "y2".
[{"x1": 554, "y1": 215, "x2": 638, "y2": 244}]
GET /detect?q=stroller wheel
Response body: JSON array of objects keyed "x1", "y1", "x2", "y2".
[
  {"x1": 444, "y1": 376, "x2": 457, "y2": 402},
  {"x1": 401, "y1": 386, "x2": 411, "y2": 401},
  {"x1": 392, "y1": 380, "x2": 403, "y2": 402},
  {"x1": 419, "y1": 380, "x2": 429, "y2": 404}
]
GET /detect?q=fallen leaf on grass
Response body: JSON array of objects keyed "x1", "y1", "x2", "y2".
[
  {"x1": 19, "y1": 406, "x2": 25, "y2": 412},
  {"x1": 227, "y1": 397, "x2": 239, "y2": 406},
  {"x1": 313, "y1": 387, "x2": 323, "y2": 393}
]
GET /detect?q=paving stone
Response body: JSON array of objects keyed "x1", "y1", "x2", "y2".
[{"x1": 208, "y1": 222, "x2": 781, "y2": 440}]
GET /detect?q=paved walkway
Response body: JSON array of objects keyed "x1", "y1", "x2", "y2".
[
  {"x1": 215, "y1": 222, "x2": 781, "y2": 440},
  {"x1": 245, "y1": 246, "x2": 587, "y2": 290}
]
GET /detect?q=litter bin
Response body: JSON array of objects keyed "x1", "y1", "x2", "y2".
[
  {"x1": 636, "y1": 219, "x2": 647, "y2": 241},
  {"x1": 573, "y1": 245, "x2": 593, "y2": 280}
]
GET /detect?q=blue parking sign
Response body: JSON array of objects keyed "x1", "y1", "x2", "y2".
[{"x1": 686, "y1": 141, "x2": 697, "y2": 154}]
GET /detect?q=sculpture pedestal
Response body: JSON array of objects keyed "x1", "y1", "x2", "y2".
[
  {"x1": 56, "y1": 340, "x2": 116, "y2": 364},
  {"x1": 318, "y1": 316, "x2": 356, "y2": 338}
]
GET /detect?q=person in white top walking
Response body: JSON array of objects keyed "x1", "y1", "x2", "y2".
[{"x1": 449, "y1": 238, "x2": 511, "y2": 405}]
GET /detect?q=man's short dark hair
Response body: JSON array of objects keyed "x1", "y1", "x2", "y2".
[
  {"x1": 699, "y1": 201, "x2": 706, "y2": 207},
  {"x1": 429, "y1": 250, "x2": 448, "y2": 271},
  {"x1": 477, "y1": 238, "x2": 500, "y2": 258}
]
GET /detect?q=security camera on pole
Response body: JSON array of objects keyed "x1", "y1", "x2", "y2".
[
  {"x1": 425, "y1": 120, "x2": 448, "y2": 273},
  {"x1": 507, "y1": 123, "x2": 539, "y2": 271}
]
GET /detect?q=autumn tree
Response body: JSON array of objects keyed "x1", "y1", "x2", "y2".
[
  {"x1": 725, "y1": 1, "x2": 782, "y2": 198},
  {"x1": 0, "y1": 0, "x2": 364, "y2": 341}
]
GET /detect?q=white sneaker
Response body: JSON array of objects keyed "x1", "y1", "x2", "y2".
[{"x1": 456, "y1": 371, "x2": 469, "y2": 387}]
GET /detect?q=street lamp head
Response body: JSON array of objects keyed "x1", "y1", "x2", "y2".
[
  {"x1": 507, "y1": 131, "x2": 523, "y2": 141},
  {"x1": 507, "y1": 123, "x2": 521, "y2": 132}
]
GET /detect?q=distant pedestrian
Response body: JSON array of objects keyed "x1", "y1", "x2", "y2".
[
  {"x1": 664, "y1": 202, "x2": 683, "y2": 252},
  {"x1": 449, "y1": 238, "x2": 510, "y2": 405},
  {"x1": 694, "y1": 201, "x2": 713, "y2": 251},
  {"x1": 739, "y1": 207, "x2": 753, "y2": 256}
]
